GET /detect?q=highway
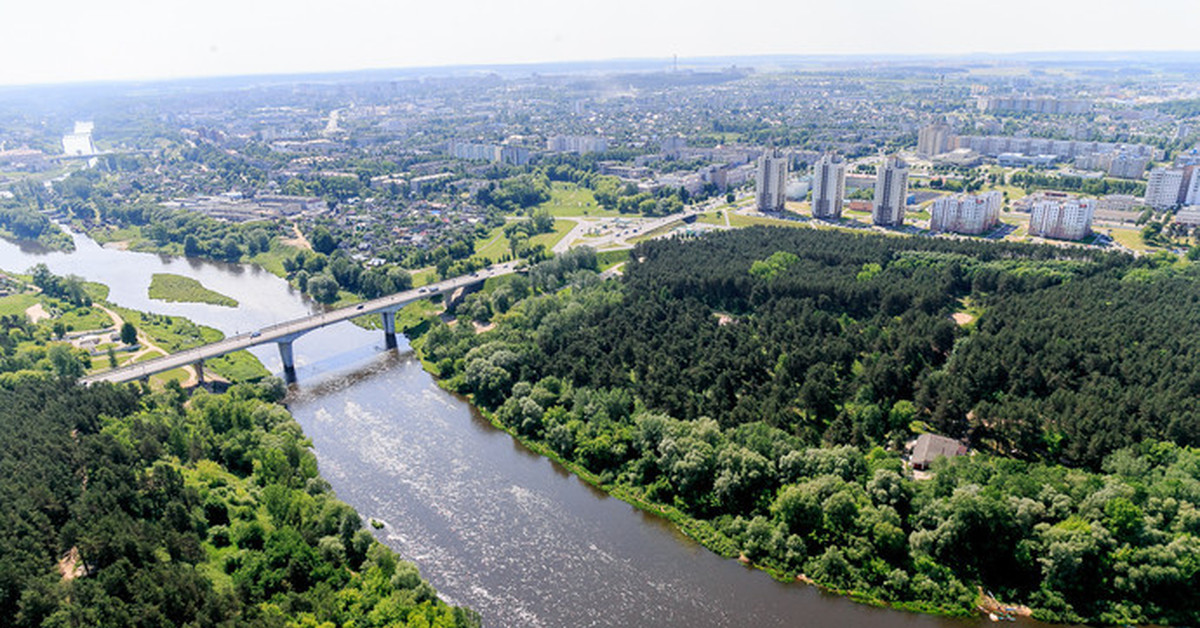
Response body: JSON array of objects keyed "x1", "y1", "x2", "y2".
[{"x1": 80, "y1": 261, "x2": 520, "y2": 385}]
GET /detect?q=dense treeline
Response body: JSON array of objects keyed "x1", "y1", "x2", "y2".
[
  {"x1": 0, "y1": 375, "x2": 478, "y2": 628},
  {"x1": 1010, "y1": 171, "x2": 1146, "y2": 197},
  {"x1": 416, "y1": 227, "x2": 1200, "y2": 623}
]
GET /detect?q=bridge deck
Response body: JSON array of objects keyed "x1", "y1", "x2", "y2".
[{"x1": 81, "y1": 263, "x2": 516, "y2": 385}]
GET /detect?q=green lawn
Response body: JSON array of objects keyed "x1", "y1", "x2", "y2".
[
  {"x1": 530, "y1": 219, "x2": 576, "y2": 250},
  {"x1": 471, "y1": 219, "x2": 576, "y2": 264},
  {"x1": 1109, "y1": 227, "x2": 1155, "y2": 252},
  {"x1": 149, "y1": 273, "x2": 239, "y2": 307},
  {"x1": 472, "y1": 226, "x2": 511, "y2": 264},
  {"x1": 694, "y1": 211, "x2": 726, "y2": 226},
  {"x1": 206, "y1": 350, "x2": 270, "y2": 382},
  {"x1": 111, "y1": 305, "x2": 222, "y2": 352},
  {"x1": 726, "y1": 213, "x2": 807, "y2": 229},
  {"x1": 538, "y1": 182, "x2": 619, "y2": 218},
  {"x1": 0, "y1": 293, "x2": 38, "y2": 318}
]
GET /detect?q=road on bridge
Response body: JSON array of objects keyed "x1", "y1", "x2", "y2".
[{"x1": 81, "y1": 261, "x2": 521, "y2": 385}]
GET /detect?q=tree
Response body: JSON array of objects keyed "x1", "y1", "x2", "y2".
[
  {"x1": 47, "y1": 343, "x2": 83, "y2": 379},
  {"x1": 306, "y1": 274, "x2": 340, "y2": 304},
  {"x1": 120, "y1": 322, "x2": 138, "y2": 345},
  {"x1": 310, "y1": 227, "x2": 337, "y2": 255}
]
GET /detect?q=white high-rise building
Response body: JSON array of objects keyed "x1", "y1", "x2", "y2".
[
  {"x1": 929, "y1": 191, "x2": 1003, "y2": 235},
  {"x1": 872, "y1": 156, "x2": 909, "y2": 226},
  {"x1": 917, "y1": 119, "x2": 955, "y2": 157},
  {"x1": 1029, "y1": 197, "x2": 1095, "y2": 240},
  {"x1": 755, "y1": 149, "x2": 788, "y2": 212},
  {"x1": 810, "y1": 152, "x2": 846, "y2": 219},
  {"x1": 1145, "y1": 167, "x2": 1185, "y2": 209},
  {"x1": 1186, "y1": 171, "x2": 1200, "y2": 206}
]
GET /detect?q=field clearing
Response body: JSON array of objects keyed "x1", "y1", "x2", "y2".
[
  {"x1": 539, "y1": 182, "x2": 618, "y2": 218},
  {"x1": 149, "y1": 273, "x2": 239, "y2": 307}
]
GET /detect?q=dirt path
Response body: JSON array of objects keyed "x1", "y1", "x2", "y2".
[
  {"x1": 24, "y1": 302, "x2": 50, "y2": 323},
  {"x1": 280, "y1": 222, "x2": 313, "y2": 251},
  {"x1": 96, "y1": 304, "x2": 199, "y2": 384}
]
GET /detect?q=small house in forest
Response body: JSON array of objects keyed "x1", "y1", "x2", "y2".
[{"x1": 908, "y1": 433, "x2": 967, "y2": 470}]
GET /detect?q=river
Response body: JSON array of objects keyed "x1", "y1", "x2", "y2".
[{"x1": 0, "y1": 232, "x2": 1007, "y2": 627}]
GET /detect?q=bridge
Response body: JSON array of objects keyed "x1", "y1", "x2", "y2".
[{"x1": 81, "y1": 261, "x2": 521, "y2": 386}]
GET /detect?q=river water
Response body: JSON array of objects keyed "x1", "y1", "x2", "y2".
[{"x1": 0, "y1": 232, "x2": 1007, "y2": 627}]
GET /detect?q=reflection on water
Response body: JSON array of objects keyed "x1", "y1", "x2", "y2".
[{"x1": 286, "y1": 349, "x2": 997, "y2": 628}]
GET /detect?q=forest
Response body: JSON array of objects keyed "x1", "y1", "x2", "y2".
[
  {"x1": 0, "y1": 269, "x2": 477, "y2": 627},
  {"x1": 415, "y1": 227, "x2": 1200, "y2": 624}
]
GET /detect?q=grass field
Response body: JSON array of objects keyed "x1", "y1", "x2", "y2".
[
  {"x1": 538, "y1": 182, "x2": 618, "y2": 218},
  {"x1": 1109, "y1": 227, "x2": 1155, "y2": 252},
  {"x1": 629, "y1": 221, "x2": 684, "y2": 244},
  {"x1": 471, "y1": 219, "x2": 576, "y2": 264},
  {"x1": 149, "y1": 273, "x2": 239, "y2": 307},
  {"x1": 0, "y1": 293, "x2": 38, "y2": 318},
  {"x1": 726, "y1": 213, "x2": 807, "y2": 229},
  {"x1": 111, "y1": 305, "x2": 222, "y2": 352},
  {"x1": 207, "y1": 350, "x2": 270, "y2": 382}
]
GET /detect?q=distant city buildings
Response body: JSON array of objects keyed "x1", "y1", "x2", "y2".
[
  {"x1": 929, "y1": 191, "x2": 1003, "y2": 235},
  {"x1": 1073, "y1": 151, "x2": 1149, "y2": 179},
  {"x1": 545, "y1": 135, "x2": 609, "y2": 154},
  {"x1": 1029, "y1": 196, "x2": 1095, "y2": 240},
  {"x1": 754, "y1": 149, "x2": 787, "y2": 212},
  {"x1": 954, "y1": 136, "x2": 1157, "y2": 162},
  {"x1": 1145, "y1": 167, "x2": 1186, "y2": 209},
  {"x1": 810, "y1": 152, "x2": 846, "y2": 219},
  {"x1": 872, "y1": 156, "x2": 909, "y2": 227},
  {"x1": 978, "y1": 97, "x2": 1091, "y2": 115},
  {"x1": 62, "y1": 121, "x2": 96, "y2": 157},
  {"x1": 917, "y1": 119, "x2": 955, "y2": 158},
  {"x1": 447, "y1": 142, "x2": 531, "y2": 166}
]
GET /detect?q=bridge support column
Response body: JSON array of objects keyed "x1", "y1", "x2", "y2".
[
  {"x1": 382, "y1": 311, "x2": 397, "y2": 349},
  {"x1": 194, "y1": 359, "x2": 205, "y2": 386},
  {"x1": 278, "y1": 340, "x2": 297, "y2": 383}
]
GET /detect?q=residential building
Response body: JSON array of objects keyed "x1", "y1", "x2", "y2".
[
  {"x1": 917, "y1": 119, "x2": 955, "y2": 157},
  {"x1": 810, "y1": 152, "x2": 846, "y2": 219},
  {"x1": 909, "y1": 433, "x2": 967, "y2": 471},
  {"x1": 545, "y1": 135, "x2": 608, "y2": 154},
  {"x1": 1186, "y1": 171, "x2": 1200, "y2": 206},
  {"x1": 1029, "y1": 197, "x2": 1095, "y2": 240},
  {"x1": 1144, "y1": 167, "x2": 1185, "y2": 210},
  {"x1": 755, "y1": 149, "x2": 787, "y2": 212},
  {"x1": 978, "y1": 97, "x2": 1091, "y2": 115},
  {"x1": 929, "y1": 191, "x2": 1003, "y2": 235},
  {"x1": 872, "y1": 156, "x2": 909, "y2": 227}
]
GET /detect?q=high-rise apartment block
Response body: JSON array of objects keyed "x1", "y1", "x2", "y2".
[
  {"x1": 917, "y1": 119, "x2": 955, "y2": 157},
  {"x1": 1145, "y1": 167, "x2": 1185, "y2": 210},
  {"x1": 929, "y1": 191, "x2": 1003, "y2": 235},
  {"x1": 810, "y1": 152, "x2": 846, "y2": 219},
  {"x1": 755, "y1": 149, "x2": 787, "y2": 212},
  {"x1": 872, "y1": 156, "x2": 909, "y2": 227},
  {"x1": 1029, "y1": 197, "x2": 1095, "y2": 240},
  {"x1": 545, "y1": 135, "x2": 609, "y2": 154}
]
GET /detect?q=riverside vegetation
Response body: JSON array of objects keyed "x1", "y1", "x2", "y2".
[
  {"x1": 148, "y1": 273, "x2": 239, "y2": 308},
  {"x1": 417, "y1": 228, "x2": 1200, "y2": 625},
  {"x1": 0, "y1": 275, "x2": 479, "y2": 628}
]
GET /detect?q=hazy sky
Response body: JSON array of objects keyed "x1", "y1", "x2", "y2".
[{"x1": 3, "y1": 0, "x2": 1199, "y2": 86}]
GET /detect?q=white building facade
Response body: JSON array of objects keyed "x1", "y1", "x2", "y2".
[
  {"x1": 929, "y1": 191, "x2": 1003, "y2": 235},
  {"x1": 1029, "y1": 197, "x2": 1095, "y2": 240},
  {"x1": 810, "y1": 152, "x2": 846, "y2": 219},
  {"x1": 872, "y1": 156, "x2": 909, "y2": 226}
]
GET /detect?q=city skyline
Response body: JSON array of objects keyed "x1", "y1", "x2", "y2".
[{"x1": 4, "y1": 0, "x2": 1200, "y2": 87}]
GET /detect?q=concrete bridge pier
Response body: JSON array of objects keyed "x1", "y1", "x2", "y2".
[
  {"x1": 278, "y1": 340, "x2": 297, "y2": 383},
  {"x1": 195, "y1": 359, "x2": 205, "y2": 385},
  {"x1": 382, "y1": 310, "x2": 397, "y2": 349}
]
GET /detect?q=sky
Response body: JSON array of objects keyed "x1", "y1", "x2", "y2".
[{"x1": 2, "y1": 0, "x2": 1199, "y2": 86}]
